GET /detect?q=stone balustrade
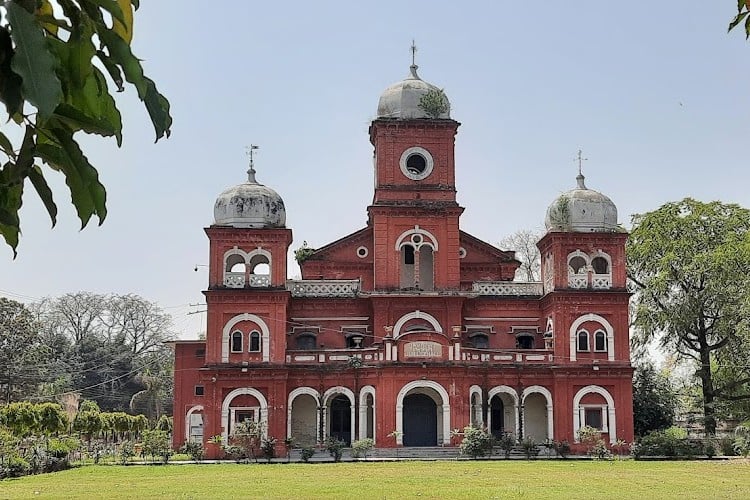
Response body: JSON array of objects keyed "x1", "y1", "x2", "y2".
[
  {"x1": 471, "y1": 281, "x2": 543, "y2": 296},
  {"x1": 287, "y1": 279, "x2": 360, "y2": 297},
  {"x1": 223, "y1": 272, "x2": 245, "y2": 288},
  {"x1": 249, "y1": 274, "x2": 271, "y2": 287}
]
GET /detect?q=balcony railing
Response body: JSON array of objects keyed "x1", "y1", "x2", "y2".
[
  {"x1": 286, "y1": 279, "x2": 360, "y2": 298},
  {"x1": 223, "y1": 272, "x2": 245, "y2": 288},
  {"x1": 472, "y1": 281, "x2": 543, "y2": 296},
  {"x1": 460, "y1": 348, "x2": 552, "y2": 364},
  {"x1": 591, "y1": 274, "x2": 612, "y2": 290},
  {"x1": 249, "y1": 274, "x2": 271, "y2": 287}
]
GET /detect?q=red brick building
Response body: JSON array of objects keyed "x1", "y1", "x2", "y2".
[{"x1": 172, "y1": 62, "x2": 633, "y2": 456}]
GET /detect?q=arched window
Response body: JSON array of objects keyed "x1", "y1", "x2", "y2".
[
  {"x1": 400, "y1": 244, "x2": 416, "y2": 289},
  {"x1": 516, "y1": 333, "x2": 534, "y2": 350},
  {"x1": 224, "y1": 252, "x2": 247, "y2": 288},
  {"x1": 249, "y1": 331, "x2": 261, "y2": 352},
  {"x1": 591, "y1": 256, "x2": 609, "y2": 275},
  {"x1": 577, "y1": 330, "x2": 589, "y2": 352},
  {"x1": 296, "y1": 333, "x2": 317, "y2": 350},
  {"x1": 594, "y1": 330, "x2": 607, "y2": 352},
  {"x1": 397, "y1": 229, "x2": 438, "y2": 291},
  {"x1": 248, "y1": 252, "x2": 271, "y2": 287},
  {"x1": 569, "y1": 256, "x2": 587, "y2": 274},
  {"x1": 470, "y1": 333, "x2": 489, "y2": 349},
  {"x1": 231, "y1": 331, "x2": 243, "y2": 352}
]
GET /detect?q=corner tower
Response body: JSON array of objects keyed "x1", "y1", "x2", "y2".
[
  {"x1": 203, "y1": 158, "x2": 292, "y2": 366},
  {"x1": 368, "y1": 62, "x2": 463, "y2": 291}
]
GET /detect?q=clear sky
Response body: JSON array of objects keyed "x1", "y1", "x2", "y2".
[{"x1": 2, "y1": 1, "x2": 749, "y2": 339}]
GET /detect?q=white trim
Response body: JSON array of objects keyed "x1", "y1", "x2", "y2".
[
  {"x1": 394, "y1": 226, "x2": 439, "y2": 252},
  {"x1": 185, "y1": 405, "x2": 204, "y2": 442},
  {"x1": 395, "y1": 380, "x2": 451, "y2": 445},
  {"x1": 399, "y1": 146, "x2": 434, "y2": 180},
  {"x1": 569, "y1": 313, "x2": 615, "y2": 362},
  {"x1": 287, "y1": 387, "x2": 321, "y2": 443},
  {"x1": 567, "y1": 250, "x2": 590, "y2": 272},
  {"x1": 222, "y1": 313, "x2": 271, "y2": 362},
  {"x1": 393, "y1": 310, "x2": 443, "y2": 339},
  {"x1": 573, "y1": 385, "x2": 617, "y2": 444},
  {"x1": 358, "y1": 385, "x2": 376, "y2": 441},
  {"x1": 576, "y1": 328, "x2": 590, "y2": 352},
  {"x1": 221, "y1": 388, "x2": 268, "y2": 443},
  {"x1": 291, "y1": 317, "x2": 370, "y2": 321},
  {"x1": 521, "y1": 385, "x2": 554, "y2": 441},
  {"x1": 322, "y1": 386, "x2": 356, "y2": 443},
  {"x1": 469, "y1": 385, "x2": 483, "y2": 427},
  {"x1": 590, "y1": 250, "x2": 612, "y2": 273},
  {"x1": 488, "y1": 386, "x2": 520, "y2": 437},
  {"x1": 593, "y1": 329, "x2": 607, "y2": 352}
]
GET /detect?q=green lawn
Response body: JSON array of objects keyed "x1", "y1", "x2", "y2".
[{"x1": 1, "y1": 460, "x2": 749, "y2": 499}]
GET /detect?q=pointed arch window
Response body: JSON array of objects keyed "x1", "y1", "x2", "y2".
[
  {"x1": 577, "y1": 329, "x2": 590, "y2": 352},
  {"x1": 594, "y1": 330, "x2": 607, "y2": 352},
  {"x1": 231, "y1": 331, "x2": 243, "y2": 353},
  {"x1": 249, "y1": 331, "x2": 261, "y2": 352}
]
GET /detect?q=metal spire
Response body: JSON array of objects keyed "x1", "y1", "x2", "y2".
[
  {"x1": 245, "y1": 145, "x2": 259, "y2": 183},
  {"x1": 411, "y1": 40, "x2": 417, "y2": 66},
  {"x1": 575, "y1": 149, "x2": 588, "y2": 188}
]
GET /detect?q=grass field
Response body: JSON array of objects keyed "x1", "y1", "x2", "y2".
[{"x1": 1, "y1": 460, "x2": 749, "y2": 499}]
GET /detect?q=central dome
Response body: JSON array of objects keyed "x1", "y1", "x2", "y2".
[
  {"x1": 544, "y1": 174, "x2": 618, "y2": 232},
  {"x1": 213, "y1": 168, "x2": 286, "y2": 229},
  {"x1": 377, "y1": 65, "x2": 450, "y2": 120}
]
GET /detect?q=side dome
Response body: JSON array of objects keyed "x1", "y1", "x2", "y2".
[
  {"x1": 377, "y1": 64, "x2": 450, "y2": 119},
  {"x1": 545, "y1": 174, "x2": 618, "y2": 232},
  {"x1": 213, "y1": 168, "x2": 286, "y2": 228}
]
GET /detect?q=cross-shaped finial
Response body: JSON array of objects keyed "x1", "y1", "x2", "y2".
[
  {"x1": 411, "y1": 40, "x2": 417, "y2": 66},
  {"x1": 245, "y1": 145, "x2": 259, "y2": 182},
  {"x1": 575, "y1": 149, "x2": 588, "y2": 176}
]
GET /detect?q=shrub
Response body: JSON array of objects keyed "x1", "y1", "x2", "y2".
[
  {"x1": 222, "y1": 445, "x2": 247, "y2": 463},
  {"x1": 351, "y1": 438, "x2": 374, "y2": 459},
  {"x1": 705, "y1": 441, "x2": 716, "y2": 458},
  {"x1": 2, "y1": 455, "x2": 30, "y2": 478},
  {"x1": 326, "y1": 437, "x2": 346, "y2": 462},
  {"x1": 578, "y1": 426, "x2": 611, "y2": 460},
  {"x1": 47, "y1": 437, "x2": 78, "y2": 460},
  {"x1": 180, "y1": 441, "x2": 204, "y2": 463},
  {"x1": 459, "y1": 427, "x2": 493, "y2": 459},
  {"x1": 520, "y1": 437, "x2": 539, "y2": 459},
  {"x1": 496, "y1": 433, "x2": 516, "y2": 459},
  {"x1": 120, "y1": 440, "x2": 135, "y2": 464},
  {"x1": 300, "y1": 446, "x2": 315, "y2": 463},
  {"x1": 141, "y1": 429, "x2": 173, "y2": 464},
  {"x1": 718, "y1": 436, "x2": 737, "y2": 456},
  {"x1": 552, "y1": 440, "x2": 571, "y2": 459},
  {"x1": 261, "y1": 437, "x2": 277, "y2": 463}
]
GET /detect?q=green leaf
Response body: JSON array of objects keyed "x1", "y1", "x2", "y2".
[
  {"x1": 0, "y1": 161, "x2": 24, "y2": 256},
  {"x1": 82, "y1": 0, "x2": 127, "y2": 27},
  {"x1": 7, "y1": 1, "x2": 63, "y2": 119},
  {"x1": 53, "y1": 102, "x2": 120, "y2": 143},
  {"x1": 97, "y1": 28, "x2": 146, "y2": 97},
  {"x1": 28, "y1": 165, "x2": 58, "y2": 227},
  {"x1": 67, "y1": 17, "x2": 97, "y2": 90},
  {"x1": 96, "y1": 50, "x2": 125, "y2": 91},
  {"x1": 746, "y1": 12, "x2": 750, "y2": 39},
  {"x1": 36, "y1": 125, "x2": 106, "y2": 227},
  {"x1": 143, "y1": 77, "x2": 172, "y2": 141},
  {"x1": 728, "y1": 11, "x2": 749, "y2": 33},
  {"x1": 0, "y1": 132, "x2": 16, "y2": 160},
  {"x1": 0, "y1": 27, "x2": 24, "y2": 117}
]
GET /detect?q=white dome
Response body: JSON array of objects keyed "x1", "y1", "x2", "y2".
[
  {"x1": 213, "y1": 169, "x2": 286, "y2": 228},
  {"x1": 377, "y1": 65, "x2": 450, "y2": 119},
  {"x1": 545, "y1": 175, "x2": 618, "y2": 232}
]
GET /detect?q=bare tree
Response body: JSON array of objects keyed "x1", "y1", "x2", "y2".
[{"x1": 498, "y1": 229, "x2": 543, "y2": 282}]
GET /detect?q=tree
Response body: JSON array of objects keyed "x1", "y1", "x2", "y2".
[
  {"x1": 729, "y1": 1, "x2": 750, "y2": 39},
  {"x1": 632, "y1": 362, "x2": 678, "y2": 437},
  {"x1": 627, "y1": 198, "x2": 750, "y2": 434},
  {"x1": 499, "y1": 229, "x2": 542, "y2": 281},
  {"x1": 0, "y1": 297, "x2": 49, "y2": 402},
  {"x1": 0, "y1": 0, "x2": 171, "y2": 255}
]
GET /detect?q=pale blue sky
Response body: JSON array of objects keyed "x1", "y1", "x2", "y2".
[{"x1": 2, "y1": 1, "x2": 749, "y2": 338}]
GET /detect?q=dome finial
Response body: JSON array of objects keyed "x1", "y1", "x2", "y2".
[
  {"x1": 245, "y1": 144, "x2": 259, "y2": 184},
  {"x1": 575, "y1": 149, "x2": 588, "y2": 188},
  {"x1": 409, "y1": 40, "x2": 420, "y2": 79}
]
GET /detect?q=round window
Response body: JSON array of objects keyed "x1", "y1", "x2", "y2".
[
  {"x1": 399, "y1": 147, "x2": 434, "y2": 180},
  {"x1": 411, "y1": 234, "x2": 423, "y2": 245},
  {"x1": 356, "y1": 246, "x2": 368, "y2": 258}
]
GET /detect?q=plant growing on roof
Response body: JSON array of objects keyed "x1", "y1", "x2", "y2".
[
  {"x1": 418, "y1": 88, "x2": 449, "y2": 118},
  {"x1": 294, "y1": 241, "x2": 316, "y2": 265}
]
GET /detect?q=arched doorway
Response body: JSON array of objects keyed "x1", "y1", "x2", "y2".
[
  {"x1": 403, "y1": 393, "x2": 437, "y2": 446},
  {"x1": 490, "y1": 397, "x2": 504, "y2": 438},
  {"x1": 329, "y1": 395, "x2": 352, "y2": 445},
  {"x1": 290, "y1": 392, "x2": 319, "y2": 447}
]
